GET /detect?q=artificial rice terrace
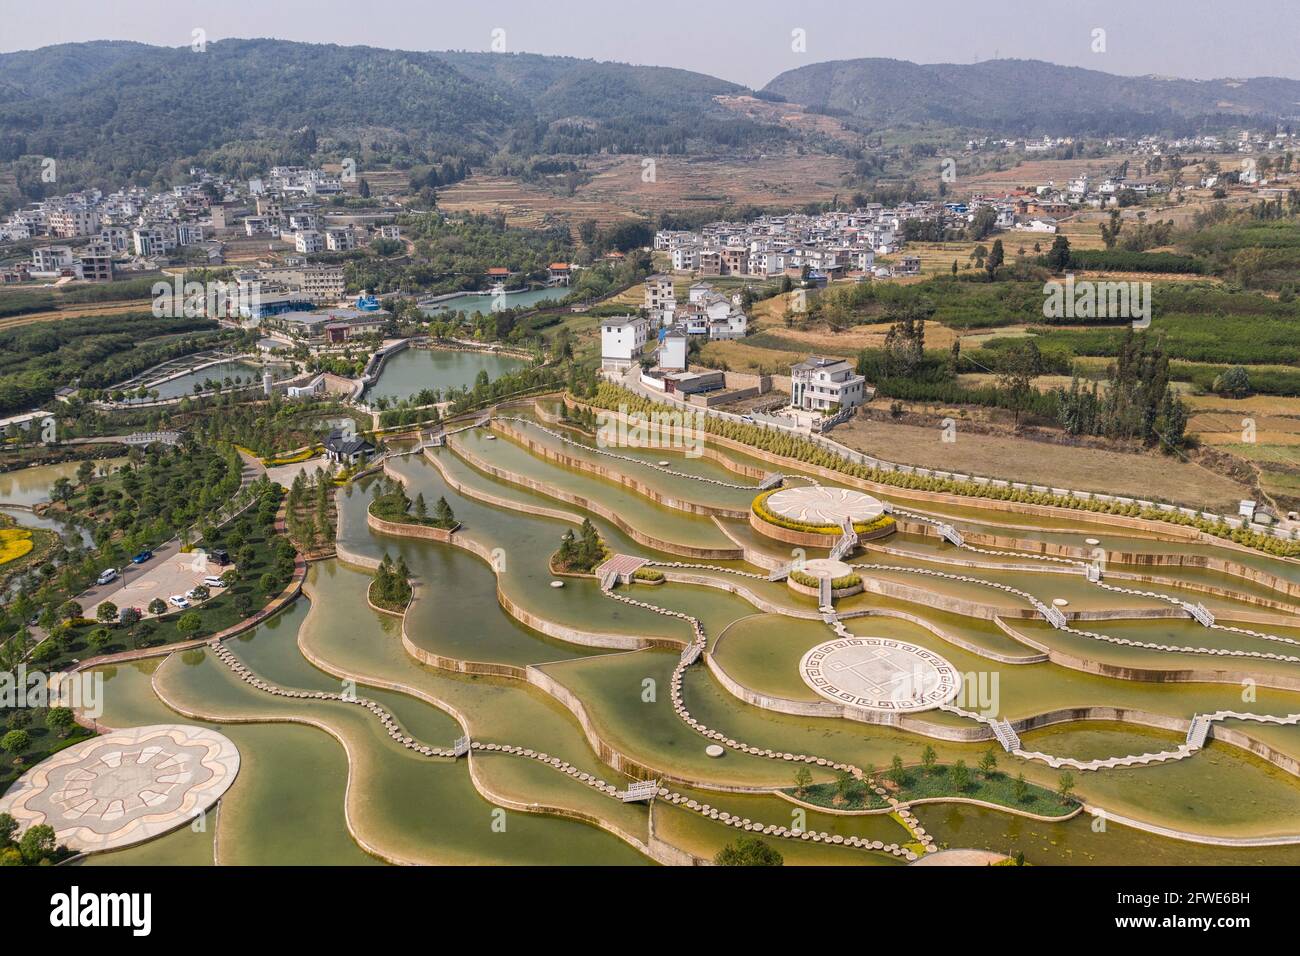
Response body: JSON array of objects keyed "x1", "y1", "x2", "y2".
[{"x1": 13, "y1": 386, "x2": 1300, "y2": 866}]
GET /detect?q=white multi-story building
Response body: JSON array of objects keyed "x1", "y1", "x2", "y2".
[
  {"x1": 176, "y1": 222, "x2": 205, "y2": 245},
  {"x1": 133, "y1": 225, "x2": 177, "y2": 257},
  {"x1": 600, "y1": 315, "x2": 651, "y2": 371},
  {"x1": 244, "y1": 217, "x2": 276, "y2": 237},
  {"x1": 48, "y1": 206, "x2": 100, "y2": 238},
  {"x1": 643, "y1": 274, "x2": 676, "y2": 324},
  {"x1": 325, "y1": 227, "x2": 356, "y2": 252},
  {"x1": 31, "y1": 245, "x2": 74, "y2": 273},
  {"x1": 790, "y1": 356, "x2": 867, "y2": 412},
  {"x1": 659, "y1": 329, "x2": 689, "y2": 371},
  {"x1": 76, "y1": 242, "x2": 114, "y2": 282},
  {"x1": 98, "y1": 225, "x2": 131, "y2": 253},
  {"x1": 294, "y1": 230, "x2": 324, "y2": 254}
]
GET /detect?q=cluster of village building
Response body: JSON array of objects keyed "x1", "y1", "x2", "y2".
[
  {"x1": 600, "y1": 274, "x2": 866, "y2": 418},
  {"x1": 0, "y1": 165, "x2": 400, "y2": 287}
]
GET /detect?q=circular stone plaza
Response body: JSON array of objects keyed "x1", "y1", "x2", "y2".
[
  {"x1": 0, "y1": 724, "x2": 239, "y2": 854},
  {"x1": 762, "y1": 485, "x2": 886, "y2": 527},
  {"x1": 801, "y1": 638, "x2": 961, "y2": 713}
]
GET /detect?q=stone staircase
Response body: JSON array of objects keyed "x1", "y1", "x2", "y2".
[
  {"x1": 1185, "y1": 715, "x2": 1212, "y2": 749},
  {"x1": 1183, "y1": 601, "x2": 1215, "y2": 627},
  {"x1": 937, "y1": 523, "x2": 965, "y2": 547},
  {"x1": 818, "y1": 575, "x2": 833, "y2": 609},
  {"x1": 828, "y1": 515, "x2": 860, "y2": 561},
  {"x1": 990, "y1": 719, "x2": 1022, "y2": 752},
  {"x1": 1040, "y1": 603, "x2": 1069, "y2": 629},
  {"x1": 767, "y1": 562, "x2": 793, "y2": 582},
  {"x1": 757, "y1": 473, "x2": 785, "y2": 491}
]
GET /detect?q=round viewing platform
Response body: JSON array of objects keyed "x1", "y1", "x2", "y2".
[{"x1": 750, "y1": 485, "x2": 895, "y2": 547}]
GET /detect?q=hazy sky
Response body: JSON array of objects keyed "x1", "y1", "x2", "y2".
[{"x1": 5, "y1": 0, "x2": 1300, "y2": 88}]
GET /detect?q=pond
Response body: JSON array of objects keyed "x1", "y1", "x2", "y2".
[
  {"x1": 420, "y1": 287, "x2": 565, "y2": 318},
  {"x1": 366, "y1": 348, "x2": 526, "y2": 405}
]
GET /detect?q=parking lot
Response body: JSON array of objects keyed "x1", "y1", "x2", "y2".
[{"x1": 85, "y1": 550, "x2": 233, "y2": 620}]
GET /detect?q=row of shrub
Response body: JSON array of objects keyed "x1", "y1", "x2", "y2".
[
  {"x1": 262, "y1": 444, "x2": 323, "y2": 467},
  {"x1": 583, "y1": 383, "x2": 1300, "y2": 558},
  {"x1": 1062, "y1": 249, "x2": 1207, "y2": 274},
  {"x1": 788, "y1": 569, "x2": 862, "y2": 590}
]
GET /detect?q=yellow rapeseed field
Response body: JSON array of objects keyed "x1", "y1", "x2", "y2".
[{"x1": 0, "y1": 527, "x2": 34, "y2": 565}]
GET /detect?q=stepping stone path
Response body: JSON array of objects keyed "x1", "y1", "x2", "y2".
[{"x1": 208, "y1": 637, "x2": 924, "y2": 859}]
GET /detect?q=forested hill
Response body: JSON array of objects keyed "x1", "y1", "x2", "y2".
[
  {"x1": 0, "y1": 40, "x2": 522, "y2": 173},
  {"x1": 431, "y1": 51, "x2": 743, "y2": 120},
  {"x1": 4, "y1": 40, "x2": 1300, "y2": 195},
  {"x1": 763, "y1": 57, "x2": 1300, "y2": 134},
  {"x1": 0, "y1": 39, "x2": 779, "y2": 192}
]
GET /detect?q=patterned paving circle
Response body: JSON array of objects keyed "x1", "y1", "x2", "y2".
[
  {"x1": 800, "y1": 637, "x2": 961, "y2": 712},
  {"x1": 0, "y1": 724, "x2": 239, "y2": 853},
  {"x1": 764, "y1": 486, "x2": 885, "y2": 525},
  {"x1": 799, "y1": 558, "x2": 853, "y2": 579}
]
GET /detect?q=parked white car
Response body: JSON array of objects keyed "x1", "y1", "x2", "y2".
[
  {"x1": 168, "y1": 594, "x2": 190, "y2": 609},
  {"x1": 203, "y1": 575, "x2": 227, "y2": 588},
  {"x1": 97, "y1": 568, "x2": 119, "y2": 586}
]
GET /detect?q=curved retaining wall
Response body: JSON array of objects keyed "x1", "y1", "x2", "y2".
[
  {"x1": 994, "y1": 617, "x2": 1300, "y2": 693},
  {"x1": 420, "y1": 450, "x2": 586, "y2": 527},
  {"x1": 566, "y1": 396, "x2": 1300, "y2": 566},
  {"x1": 365, "y1": 509, "x2": 455, "y2": 542},
  {"x1": 747, "y1": 510, "x2": 896, "y2": 548},
  {"x1": 294, "y1": 574, "x2": 707, "y2": 866},
  {"x1": 535, "y1": 399, "x2": 774, "y2": 485},
  {"x1": 786, "y1": 576, "x2": 864, "y2": 600},
  {"x1": 490, "y1": 419, "x2": 749, "y2": 519},
  {"x1": 896, "y1": 794, "x2": 1084, "y2": 823},
  {"x1": 942, "y1": 525, "x2": 1300, "y2": 605},
  {"x1": 446, "y1": 434, "x2": 743, "y2": 561}
]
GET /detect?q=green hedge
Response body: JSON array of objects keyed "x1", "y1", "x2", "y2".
[
  {"x1": 789, "y1": 569, "x2": 861, "y2": 590},
  {"x1": 585, "y1": 383, "x2": 1300, "y2": 559}
]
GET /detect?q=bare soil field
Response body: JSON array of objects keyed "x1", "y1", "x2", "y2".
[
  {"x1": 581, "y1": 152, "x2": 854, "y2": 215},
  {"x1": 442, "y1": 151, "x2": 854, "y2": 230},
  {"x1": 0, "y1": 297, "x2": 157, "y2": 330},
  {"x1": 437, "y1": 175, "x2": 634, "y2": 233},
  {"x1": 699, "y1": 338, "x2": 805, "y2": 374},
  {"x1": 713, "y1": 95, "x2": 862, "y2": 145},
  {"x1": 833, "y1": 414, "x2": 1253, "y2": 513}
]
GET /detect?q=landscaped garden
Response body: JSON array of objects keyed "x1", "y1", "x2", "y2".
[
  {"x1": 784, "y1": 749, "x2": 1079, "y2": 818},
  {"x1": 12, "y1": 483, "x2": 295, "y2": 671},
  {"x1": 368, "y1": 480, "x2": 459, "y2": 531},
  {"x1": 368, "y1": 553, "x2": 413, "y2": 613}
]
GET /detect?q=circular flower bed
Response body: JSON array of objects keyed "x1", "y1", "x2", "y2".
[{"x1": 751, "y1": 489, "x2": 896, "y2": 539}]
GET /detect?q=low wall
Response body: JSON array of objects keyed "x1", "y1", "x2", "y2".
[
  {"x1": 786, "y1": 576, "x2": 863, "y2": 599},
  {"x1": 567, "y1": 395, "x2": 1300, "y2": 564},
  {"x1": 447, "y1": 435, "x2": 743, "y2": 560},
  {"x1": 365, "y1": 509, "x2": 455, "y2": 543},
  {"x1": 688, "y1": 387, "x2": 757, "y2": 408},
  {"x1": 747, "y1": 510, "x2": 896, "y2": 548},
  {"x1": 995, "y1": 617, "x2": 1300, "y2": 692},
  {"x1": 489, "y1": 418, "x2": 748, "y2": 519}
]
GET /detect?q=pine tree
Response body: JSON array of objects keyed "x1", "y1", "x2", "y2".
[
  {"x1": 577, "y1": 518, "x2": 602, "y2": 569},
  {"x1": 557, "y1": 530, "x2": 576, "y2": 567},
  {"x1": 433, "y1": 496, "x2": 455, "y2": 528}
]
